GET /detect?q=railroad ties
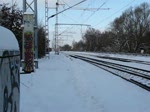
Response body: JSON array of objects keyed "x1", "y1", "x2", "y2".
[{"x1": 69, "y1": 54, "x2": 150, "y2": 91}]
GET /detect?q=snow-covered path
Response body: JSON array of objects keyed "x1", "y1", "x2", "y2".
[{"x1": 20, "y1": 52, "x2": 150, "y2": 112}]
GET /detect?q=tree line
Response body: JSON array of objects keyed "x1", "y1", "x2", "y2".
[
  {"x1": 1, "y1": 2, "x2": 149, "y2": 55},
  {"x1": 0, "y1": 4, "x2": 47, "y2": 58},
  {"x1": 65, "y1": 2, "x2": 150, "y2": 54}
]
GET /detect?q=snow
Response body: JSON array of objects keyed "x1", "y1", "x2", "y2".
[
  {"x1": 65, "y1": 51, "x2": 150, "y2": 90},
  {"x1": 20, "y1": 52, "x2": 150, "y2": 112},
  {"x1": 66, "y1": 51, "x2": 150, "y2": 62},
  {"x1": 24, "y1": 12, "x2": 34, "y2": 15},
  {"x1": 65, "y1": 51, "x2": 150, "y2": 71},
  {"x1": 0, "y1": 26, "x2": 19, "y2": 50}
]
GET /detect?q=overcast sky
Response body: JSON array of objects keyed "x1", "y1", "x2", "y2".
[{"x1": 1, "y1": 0, "x2": 150, "y2": 46}]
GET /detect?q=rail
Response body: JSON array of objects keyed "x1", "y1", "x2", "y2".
[{"x1": 69, "y1": 54, "x2": 150, "y2": 91}]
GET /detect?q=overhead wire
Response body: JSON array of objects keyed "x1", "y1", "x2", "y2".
[
  {"x1": 60, "y1": 0, "x2": 79, "y2": 23},
  {"x1": 79, "y1": 0, "x2": 97, "y2": 18},
  {"x1": 58, "y1": 26, "x2": 74, "y2": 36},
  {"x1": 93, "y1": 0, "x2": 136, "y2": 28},
  {"x1": 58, "y1": 0, "x2": 88, "y2": 26},
  {"x1": 61, "y1": 12, "x2": 78, "y2": 23},
  {"x1": 57, "y1": 0, "x2": 100, "y2": 43},
  {"x1": 59, "y1": 13, "x2": 76, "y2": 36},
  {"x1": 82, "y1": 0, "x2": 109, "y2": 24},
  {"x1": 59, "y1": 0, "x2": 106, "y2": 41},
  {"x1": 58, "y1": 1, "x2": 76, "y2": 37}
]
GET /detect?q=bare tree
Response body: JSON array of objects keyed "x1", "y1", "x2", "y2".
[{"x1": 111, "y1": 2, "x2": 150, "y2": 53}]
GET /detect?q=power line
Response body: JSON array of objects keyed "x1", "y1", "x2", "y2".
[
  {"x1": 59, "y1": 0, "x2": 103, "y2": 39},
  {"x1": 62, "y1": 7, "x2": 110, "y2": 11},
  {"x1": 58, "y1": 26, "x2": 74, "y2": 36},
  {"x1": 57, "y1": 23, "x2": 91, "y2": 38},
  {"x1": 93, "y1": 0, "x2": 136, "y2": 28},
  {"x1": 79, "y1": 0, "x2": 96, "y2": 17},
  {"x1": 49, "y1": 0, "x2": 88, "y2": 52},
  {"x1": 61, "y1": 12, "x2": 78, "y2": 23},
  {"x1": 57, "y1": 23, "x2": 91, "y2": 26},
  {"x1": 82, "y1": 0, "x2": 109, "y2": 24}
]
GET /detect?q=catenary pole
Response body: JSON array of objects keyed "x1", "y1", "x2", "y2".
[{"x1": 22, "y1": 0, "x2": 38, "y2": 72}]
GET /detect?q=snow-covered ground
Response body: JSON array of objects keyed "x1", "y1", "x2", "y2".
[
  {"x1": 64, "y1": 51, "x2": 150, "y2": 71},
  {"x1": 65, "y1": 51, "x2": 150, "y2": 62},
  {"x1": 20, "y1": 52, "x2": 150, "y2": 112}
]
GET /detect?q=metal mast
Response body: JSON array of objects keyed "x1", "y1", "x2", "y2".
[
  {"x1": 45, "y1": 0, "x2": 50, "y2": 58},
  {"x1": 0, "y1": 3, "x2": 2, "y2": 22},
  {"x1": 55, "y1": 0, "x2": 59, "y2": 54},
  {"x1": 23, "y1": 0, "x2": 38, "y2": 68}
]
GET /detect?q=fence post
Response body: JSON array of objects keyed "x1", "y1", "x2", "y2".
[{"x1": 0, "y1": 26, "x2": 20, "y2": 112}]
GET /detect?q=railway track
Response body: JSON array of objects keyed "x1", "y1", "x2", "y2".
[
  {"x1": 69, "y1": 54, "x2": 150, "y2": 91},
  {"x1": 95, "y1": 55, "x2": 150, "y2": 65},
  {"x1": 76, "y1": 53, "x2": 150, "y2": 65}
]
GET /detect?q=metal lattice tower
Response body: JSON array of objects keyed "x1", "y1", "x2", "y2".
[
  {"x1": 45, "y1": 0, "x2": 49, "y2": 58},
  {"x1": 23, "y1": 0, "x2": 38, "y2": 67}
]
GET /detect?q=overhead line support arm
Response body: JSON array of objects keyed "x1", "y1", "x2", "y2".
[{"x1": 48, "y1": 0, "x2": 87, "y2": 20}]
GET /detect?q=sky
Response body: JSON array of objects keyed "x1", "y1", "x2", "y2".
[{"x1": 1, "y1": 0, "x2": 150, "y2": 46}]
